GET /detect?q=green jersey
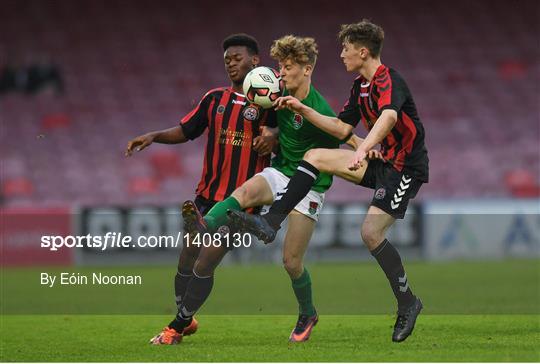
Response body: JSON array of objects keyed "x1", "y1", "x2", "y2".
[{"x1": 271, "y1": 85, "x2": 341, "y2": 193}]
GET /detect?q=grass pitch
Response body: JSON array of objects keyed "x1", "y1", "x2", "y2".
[
  {"x1": 1, "y1": 315, "x2": 538, "y2": 362},
  {"x1": 1, "y1": 260, "x2": 539, "y2": 361}
]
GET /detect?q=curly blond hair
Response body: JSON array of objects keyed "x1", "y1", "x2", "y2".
[{"x1": 270, "y1": 35, "x2": 318, "y2": 66}]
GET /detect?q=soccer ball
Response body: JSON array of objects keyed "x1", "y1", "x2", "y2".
[{"x1": 243, "y1": 66, "x2": 284, "y2": 109}]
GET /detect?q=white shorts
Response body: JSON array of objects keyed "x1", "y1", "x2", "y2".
[{"x1": 256, "y1": 167, "x2": 325, "y2": 221}]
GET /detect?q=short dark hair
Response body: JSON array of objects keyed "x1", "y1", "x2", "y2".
[
  {"x1": 338, "y1": 19, "x2": 385, "y2": 57},
  {"x1": 222, "y1": 33, "x2": 259, "y2": 55}
]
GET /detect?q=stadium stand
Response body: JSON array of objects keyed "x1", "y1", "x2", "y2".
[{"x1": 1, "y1": 0, "x2": 538, "y2": 206}]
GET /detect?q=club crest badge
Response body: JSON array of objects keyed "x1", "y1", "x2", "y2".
[
  {"x1": 217, "y1": 105, "x2": 226, "y2": 114},
  {"x1": 375, "y1": 188, "x2": 386, "y2": 200},
  {"x1": 243, "y1": 106, "x2": 259, "y2": 121},
  {"x1": 292, "y1": 113, "x2": 303, "y2": 129},
  {"x1": 308, "y1": 201, "x2": 319, "y2": 215}
]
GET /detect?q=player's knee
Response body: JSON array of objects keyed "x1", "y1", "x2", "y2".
[
  {"x1": 303, "y1": 148, "x2": 325, "y2": 169},
  {"x1": 361, "y1": 223, "x2": 383, "y2": 250},
  {"x1": 193, "y1": 257, "x2": 217, "y2": 277},
  {"x1": 231, "y1": 185, "x2": 253, "y2": 207},
  {"x1": 183, "y1": 241, "x2": 200, "y2": 259},
  {"x1": 282, "y1": 255, "x2": 303, "y2": 278},
  {"x1": 178, "y1": 244, "x2": 200, "y2": 270}
]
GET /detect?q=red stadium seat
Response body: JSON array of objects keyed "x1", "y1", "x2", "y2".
[
  {"x1": 504, "y1": 170, "x2": 540, "y2": 198},
  {"x1": 41, "y1": 113, "x2": 71, "y2": 129},
  {"x1": 2, "y1": 178, "x2": 34, "y2": 197},
  {"x1": 498, "y1": 60, "x2": 529, "y2": 80},
  {"x1": 149, "y1": 151, "x2": 183, "y2": 180},
  {"x1": 129, "y1": 177, "x2": 160, "y2": 195}
]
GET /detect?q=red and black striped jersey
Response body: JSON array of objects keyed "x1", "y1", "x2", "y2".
[
  {"x1": 338, "y1": 65, "x2": 429, "y2": 182},
  {"x1": 180, "y1": 87, "x2": 277, "y2": 201}
]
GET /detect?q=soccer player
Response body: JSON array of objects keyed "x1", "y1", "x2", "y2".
[
  {"x1": 230, "y1": 20, "x2": 429, "y2": 342},
  {"x1": 125, "y1": 34, "x2": 278, "y2": 345},
  {"x1": 179, "y1": 35, "x2": 378, "y2": 342}
]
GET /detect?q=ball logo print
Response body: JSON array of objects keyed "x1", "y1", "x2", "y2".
[
  {"x1": 243, "y1": 66, "x2": 283, "y2": 109},
  {"x1": 259, "y1": 74, "x2": 274, "y2": 83}
]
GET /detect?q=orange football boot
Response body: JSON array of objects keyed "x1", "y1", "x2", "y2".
[
  {"x1": 149, "y1": 327, "x2": 182, "y2": 345},
  {"x1": 289, "y1": 313, "x2": 318, "y2": 342},
  {"x1": 183, "y1": 317, "x2": 198, "y2": 336}
]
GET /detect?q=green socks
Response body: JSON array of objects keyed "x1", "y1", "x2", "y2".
[
  {"x1": 291, "y1": 268, "x2": 316, "y2": 316},
  {"x1": 203, "y1": 197, "x2": 316, "y2": 317},
  {"x1": 204, "y1": 196, "x2": 242, "y2": 231}
]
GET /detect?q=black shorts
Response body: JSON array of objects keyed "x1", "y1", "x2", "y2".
[
  {"x1": 194, "y1": 195, "x2": 217, "y2": 216},
  {"x1": 359, "y1": 159, "x2": 423, "y2": 219}
]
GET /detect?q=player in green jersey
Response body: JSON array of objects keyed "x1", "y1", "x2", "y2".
[{"x1": 177, "y1": 35, "x2": 380, "y2": 343}]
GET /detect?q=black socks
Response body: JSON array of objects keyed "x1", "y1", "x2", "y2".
[
  {"x1": 371, "y1": 239, "x2": 416, "y2": 312},
  {"x1": 174, "y1": 268, "x2": 193, "y2": 309},
  {"x1": 265, "y1": 160, "x2": 320, "y2": 229},
  {"x1": 170, "y1": 272, "x2": 214, "y2": 332}
]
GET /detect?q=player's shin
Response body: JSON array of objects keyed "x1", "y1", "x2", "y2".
[
  {"x1": 174, "y1": 268, "x2": 193, "y2": 308},
  {"x1": 370, "y1": 239, "x2": 416, "y2": 311},
  {"x1": 266, "y1": 160, "x2": 320, "y2": 229}
]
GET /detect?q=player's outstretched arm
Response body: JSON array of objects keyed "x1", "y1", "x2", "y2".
[
  {"x1": 348, "y1": 109, "x2": 397, "y2": 170},
  {"x1": 274, "y1": 96, "x2": 353, "y2": 140},
  {"x1": 125, "y1": 126, "x2": 188, "y2": 157}
]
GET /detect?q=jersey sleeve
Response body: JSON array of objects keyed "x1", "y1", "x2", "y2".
[
  {"x1": 264, "y1": 108, "x2": 278, "y2": 128},
  {"x1": 179, "y1": 91, "x2": 214, "y2": 140},
  {"x1": 377, "y1": 71, "x2": 407, "y2": 112},
  {"x1": 337, "y1": 84, "x2": 361, "y2": 127}
]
